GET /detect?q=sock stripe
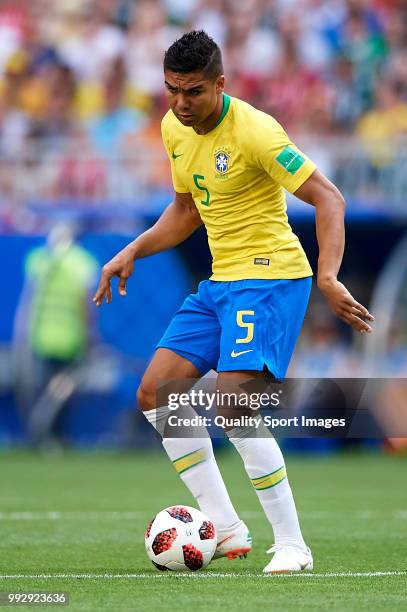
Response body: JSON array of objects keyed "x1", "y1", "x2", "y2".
[
  {"x1": 251, "y1": 466, "x2": 287, "y2": 490},
  {"x1": 251, "y1": 464, "x2": 286, "y2": 483},
  {"x1": 173, "y1": 448, "x2": 206, "y2": 475}
]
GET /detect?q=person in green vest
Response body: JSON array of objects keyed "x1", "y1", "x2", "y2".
[{"x1": 14, "y1": 223, "x2": 99, "y2": 447}]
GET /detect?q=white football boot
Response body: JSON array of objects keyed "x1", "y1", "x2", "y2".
[
  {"x1": 263, "y1": 545, "x2": 313, "y2": 573},
  {"x1": 213, "y1": 520, "x2": 252, "y2": 560}
]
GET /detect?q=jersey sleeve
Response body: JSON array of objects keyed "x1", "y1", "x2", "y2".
[
  {"x1": 161, "y1": 116, "x2": 189, "y2": 194},
  {"x1": 249, "y1": 114, "x2": 317, "y2": 193}
]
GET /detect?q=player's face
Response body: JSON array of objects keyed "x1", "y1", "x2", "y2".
[{"x1": 164, "y1": 70, "x2": 224, "y2": 128}]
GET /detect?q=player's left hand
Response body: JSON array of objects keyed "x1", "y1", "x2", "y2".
[{"x1": 318, "y1": 278, "x2": 374, "y2": 333}]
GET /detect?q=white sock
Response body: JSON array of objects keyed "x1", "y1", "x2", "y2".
[
  {"x1": 144, "y1": 406, "x2": 240, "y2": 531},
  {"x1": 227, "y1": 420, "x2": 306, "y2": 550}
]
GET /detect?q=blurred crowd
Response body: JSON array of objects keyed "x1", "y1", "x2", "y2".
[
  {"x1": 0, "y1": 0, "x2": 406, "y2": 225},
  {"x1": 0, "y1": 0, "x2": 407, "y2": 152}
]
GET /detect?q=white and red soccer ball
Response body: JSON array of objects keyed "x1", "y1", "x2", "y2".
[{"x1": 145, "y1": 505, "x2": 217, "y2": 571}]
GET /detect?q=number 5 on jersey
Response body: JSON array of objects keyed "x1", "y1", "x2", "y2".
[
  {"x1": 193, "y1": 174, "x2": 210, "y2": 206},
  {"x1": 236, "y1": 310, "x2": 255, "y2": 344}
]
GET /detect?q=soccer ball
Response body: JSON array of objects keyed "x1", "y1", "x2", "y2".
[{"x1": 145, "y1": 505, "x2": 217, "y2": 571}]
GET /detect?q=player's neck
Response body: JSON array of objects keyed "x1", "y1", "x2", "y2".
[{"x1": 193, "y1": 94, "x2": 224, "y2": 135}]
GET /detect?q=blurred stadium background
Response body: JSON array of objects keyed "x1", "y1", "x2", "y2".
[{"x1": 0, "y1": 0, "x2": 406, "y2": 451}]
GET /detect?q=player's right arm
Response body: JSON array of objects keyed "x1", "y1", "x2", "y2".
[{"x1": 93, "y1": 192, "x2": 201, "y2": 306}]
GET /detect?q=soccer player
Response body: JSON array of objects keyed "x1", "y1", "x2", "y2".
[{"x1": 94, "y1": 31, "x2": 374, "y2": 572}]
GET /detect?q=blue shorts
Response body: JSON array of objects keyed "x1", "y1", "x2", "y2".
[{"x1": 157, "y1": 278, "x2": 312, "y2": 379}]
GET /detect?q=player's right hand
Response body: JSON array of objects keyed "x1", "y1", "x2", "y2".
[{"x1": 93, "y1": 247, "x2": 135, "y2": 306}]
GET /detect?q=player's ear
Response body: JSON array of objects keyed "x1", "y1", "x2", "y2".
[{"x1": 215, "y1": 75, "x2": 225, "y2": 95}]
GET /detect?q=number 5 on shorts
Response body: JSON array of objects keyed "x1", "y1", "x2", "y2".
[{"x1": 236, "y1": 310, "x2": 254, "y2": 344}]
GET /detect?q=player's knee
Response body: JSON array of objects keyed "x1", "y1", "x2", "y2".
[{"x1": 137, "y1": 381, "x2": 157, "y2": 412}]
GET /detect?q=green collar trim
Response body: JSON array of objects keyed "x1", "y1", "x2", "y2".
[{"x1": 212, "y1": 93, "x2": 231, "y2": 130}]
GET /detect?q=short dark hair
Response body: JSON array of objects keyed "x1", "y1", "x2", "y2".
[{"x1": 164, "y1": 30, "x2": 223, "y2": 80}]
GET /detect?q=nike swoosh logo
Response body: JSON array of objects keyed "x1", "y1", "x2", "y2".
[
  {"x1": 217, "y1": 535, "x2": 234, "y2": 546},
  {"x1": 172, "y1": 152, "x2": 183, "y2": 159},
  {"x1": 299, "y1": 562, "x2": 310, "y2": 570},
  {"x1": 230, "y1": 349, "x2": 254, "y2": 358}
]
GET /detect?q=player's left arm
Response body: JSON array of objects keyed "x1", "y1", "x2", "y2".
[{"x1": 294, "y1": 169, "x2": 374, "y2": 333}]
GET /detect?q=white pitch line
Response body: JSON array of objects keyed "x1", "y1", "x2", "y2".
[
  {"x1": 0, "y1": 571, "x2": 405, "y2": 580},
  {"x1": 0, "y1": 512, "x2": 146, "y2": 521},
  {"x1": 0, "y1": 510, "x2": 405, "y2": 521}
]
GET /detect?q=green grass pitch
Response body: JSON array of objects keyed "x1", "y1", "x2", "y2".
[{"x1": 1, "y1": 449, "x2": 406, "y2": 611}]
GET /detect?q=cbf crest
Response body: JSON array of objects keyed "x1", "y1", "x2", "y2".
[{"x1": 214, "y1": 146, "x2": 232, "y2": 176}]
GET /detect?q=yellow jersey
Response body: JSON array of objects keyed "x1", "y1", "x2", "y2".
[{"x1": 161, "y1": 94, "x2": 316, "y2": 281}]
